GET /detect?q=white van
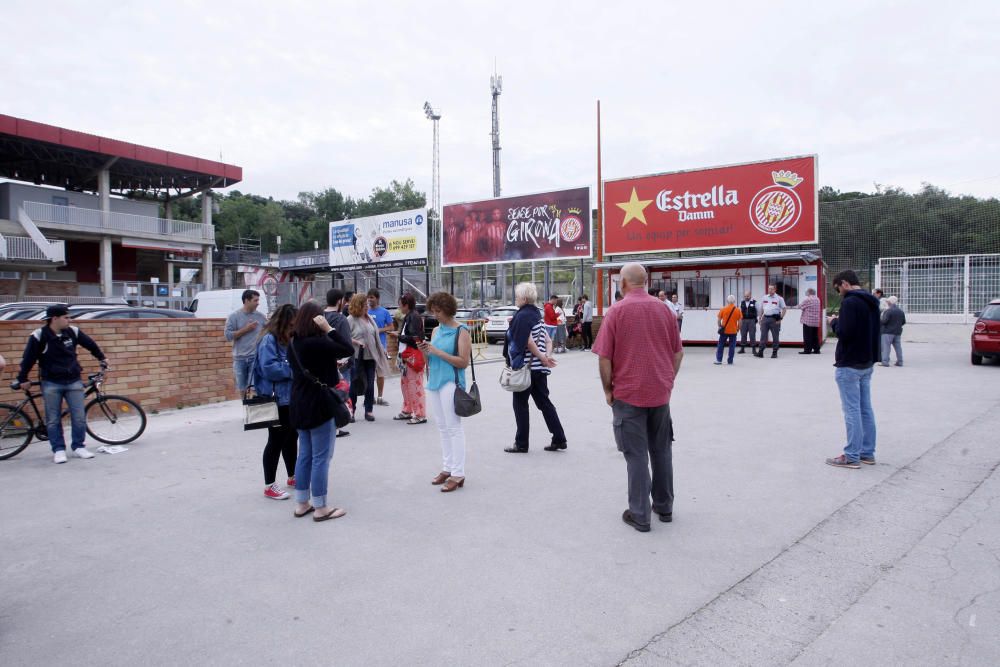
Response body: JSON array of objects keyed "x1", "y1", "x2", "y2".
[{"x1": 188, "y1": 289, "x2": 269, "y2": 319}]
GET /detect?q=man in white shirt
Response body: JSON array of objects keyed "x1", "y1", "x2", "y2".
[
  {"x1": 670, "y1": 294, "x2": 684, "y2": 331},
  {"x1": 755, "y1": 284, "x2": 787, "y2": 358},
  {"x1": 581, "y1": 294, "x2": 594, "y2": 350}
]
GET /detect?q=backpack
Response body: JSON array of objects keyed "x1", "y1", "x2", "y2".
[{"x1": 32, "y1": 325, "x2": 79, "y2": 354}]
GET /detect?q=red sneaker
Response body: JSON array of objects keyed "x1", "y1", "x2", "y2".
[
  {"x1": 265, "y1": 483, "x2": 290, "y2": 500},
  {"x1": 286, "y1": 477, "x2": 296, "y2": 487}
]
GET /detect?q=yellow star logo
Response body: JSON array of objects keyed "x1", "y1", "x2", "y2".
[{"x1": 616, "y1": 187, "x2": 653, "y2": 227}]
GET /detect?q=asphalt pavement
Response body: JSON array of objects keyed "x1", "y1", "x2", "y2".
[{"x1": 1, "y1": 324, "x2": 998, "y2": 666}]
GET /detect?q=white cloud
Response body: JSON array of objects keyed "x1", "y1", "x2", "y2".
[{"x1": 5, "y1": 0, "x2": 998, "y2": 204}]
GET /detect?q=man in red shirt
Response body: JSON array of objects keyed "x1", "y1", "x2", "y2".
[
  {"x1": 543, "y1": 295, "x2": 559, "y2": 340},
  {"x1": 593, "y1": 263, "x2": 684, "y2": 532}
]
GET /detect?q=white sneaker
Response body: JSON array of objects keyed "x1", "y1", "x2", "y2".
[
  {"x1": 73, "y1": 447, "x2": 96, "y2": 459},
  {"x1": 53, "y1": 450, "x2": 67, "y2": 464}
]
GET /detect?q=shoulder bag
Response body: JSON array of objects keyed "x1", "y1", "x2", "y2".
[
  {"x1": 498, "y1": 317, "x2": 532, "y2": 392},
  {"x1": 451, "y1": 326, "x2": 481, "y2": 417},
  {"x1": 399, "y1": 314, "x2": 426, "y2": 373},
  {"x1": 243, "y1": 355, "x2": 280, "y2": 431},
  {"x1": 718, "y1": 306, "x2": 737, "y2": 336},
  {"x1": 289, "y1": 338, "x2": 352, "y2": 429}
]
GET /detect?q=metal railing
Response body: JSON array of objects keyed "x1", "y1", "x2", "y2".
[
  {"x1": 0, "y1": 234, "x2": 66, "y2": 263},
  {"x1": 23, "y1": 201, "x2": 214, "y2": 242}
]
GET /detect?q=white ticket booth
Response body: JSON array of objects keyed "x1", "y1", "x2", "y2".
[{"x1": 597, "y1": 250, "x2": 827, "y2": 346}]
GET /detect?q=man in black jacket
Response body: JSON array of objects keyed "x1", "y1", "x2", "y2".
[
  {"x1": 13, "y1": 304, "x2": 110, "y2": 464},
  {"x1": 825, "y1": 271, "x2": 880, "y2": 469},
  {"x1": 323, "y1": 289, "x2": 353, "y2": 438}
]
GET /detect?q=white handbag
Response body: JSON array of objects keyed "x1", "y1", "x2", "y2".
[{"x1": 499, "y1": 364, "x2": 531, "y2": 392}]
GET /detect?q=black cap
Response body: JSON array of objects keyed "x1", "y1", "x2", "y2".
[{"x1": 45, "y1": 304, "x2": 70, "y2": 319}]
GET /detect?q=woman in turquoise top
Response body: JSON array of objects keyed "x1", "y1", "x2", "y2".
[{"x1": 418, "y1": 292, "x2": 471, "y2": 493}]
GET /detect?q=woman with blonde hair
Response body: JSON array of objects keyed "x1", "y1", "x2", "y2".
[
  {"x1": 346, "y1": 293, "x2": 390, "y2": 422},
  {"x1": 503, "y1": 282, "x2": 566, "y2": 453},
  {"x1": 417, "y1": 292, "x2": 471, "y2": 492}
]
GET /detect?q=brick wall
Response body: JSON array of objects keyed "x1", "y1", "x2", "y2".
[
  {"x1": 0, "y1": 319, "x2": 234, "y2": 412},
  {"x1": 0, "y1": 279, "x2": 83, "y2": 297}
]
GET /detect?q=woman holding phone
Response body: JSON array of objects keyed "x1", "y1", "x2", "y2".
[{"x1": 417, "y1": 292, "x2": 471, "y2": 493}]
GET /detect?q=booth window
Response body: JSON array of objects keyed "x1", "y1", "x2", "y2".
[
  {"x1": 684, "y1": 278, "x2": 711, "y2": 308},
  {"x1": 723, "y1": 277, "x2": 753, "y2": 301},
  {"x1": 651, "y1": 279, "x2": 678, "y2": 299},
  {"x1": 773, "y1": 276, "x2": 799, "y2": 307}
]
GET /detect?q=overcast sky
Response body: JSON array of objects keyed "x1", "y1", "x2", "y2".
[{"x1": 6, "y1": 0, "x2": 998, "y2": 206}]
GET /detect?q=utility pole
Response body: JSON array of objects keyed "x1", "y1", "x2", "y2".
[
  {"x1": 424, "y1": 101, "x2": 442, "y2": 295},
  {"x1": 491, "y1": 69, "x2": 506, "y2": 304}
]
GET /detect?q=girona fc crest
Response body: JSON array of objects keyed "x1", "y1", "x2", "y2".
[
  {"x1": 560, "y1": 213, "x2": 583, "y2": 243},
  {"x1": 749, "y1": 170, "x2": 804, "y2": 235}
]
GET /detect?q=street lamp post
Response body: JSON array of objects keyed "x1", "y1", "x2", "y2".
[{"x1": 424, "y1": 101, "x2": 442, "y2": 298}]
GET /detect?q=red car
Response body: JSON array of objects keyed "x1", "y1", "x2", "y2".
[{"x1": 971, "y1": 299, "x2": 1000, "y2": 365}]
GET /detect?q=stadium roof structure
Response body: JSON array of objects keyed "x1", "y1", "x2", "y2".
[{"x1": 0, "y1": 113, "x2": 242, "y2": 200}]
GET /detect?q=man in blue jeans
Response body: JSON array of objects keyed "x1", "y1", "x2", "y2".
[
  {"x1": 225, "y1": 289, "x2": 267, "y2": 393},
  {"x1": 13, "y1": 304, "x2": 109, "y2": 464},
  {"x1": 825, "y1": 271, "x2": 880, "y2": 469}
]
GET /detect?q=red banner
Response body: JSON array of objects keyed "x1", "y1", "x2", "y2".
[
  {"x1": 603, "y1": 155, "x2": 817, "y2": 255},
  {"x1": 442, "y1": 187, "x2": 591, "y2": 267}
]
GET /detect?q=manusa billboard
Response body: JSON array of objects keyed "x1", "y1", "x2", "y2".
[{"x1": 603, "y1": 155, "x2": 817, "y2": 255}]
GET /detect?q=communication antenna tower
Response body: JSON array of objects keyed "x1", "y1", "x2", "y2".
[
  {"x1": 491, "y1": 68, "x2": 506, "y2": 302},
  {"x1": 491, "y1": 71, "x2": 502, "y2": 197}
]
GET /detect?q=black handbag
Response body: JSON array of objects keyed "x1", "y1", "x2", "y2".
[
  {"x1": 451, "y1": 327, "x2": 481, "y2": 418},
  {"x1": 289, "y1": 339, "x2": 352, "y2": 429},
  {"x1": 350, "y1": 346, "x2": 368, "y2": 396}
]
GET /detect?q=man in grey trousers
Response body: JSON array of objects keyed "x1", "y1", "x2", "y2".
[
  {"x1": 593, "y1": 263, "x2": 685, "y2": 532},
  {"x1": 224, "y1": 289, "x2": 267, "y2": 393}
]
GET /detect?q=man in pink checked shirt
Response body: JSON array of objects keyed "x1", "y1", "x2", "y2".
[
  {"x1": 592, "y1": 263, "x2": 684, "y2": 533},
  {"x1": 798, "y1": 287, "x2": 823, "y2": 354}
]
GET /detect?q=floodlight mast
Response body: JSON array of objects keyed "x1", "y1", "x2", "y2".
[{"x1": 424, "y1": 101, "x2": 442, "y2": 284}]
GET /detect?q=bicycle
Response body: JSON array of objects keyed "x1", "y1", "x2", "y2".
[{"x1": 0, "y1": 371, "x2": 147, "y2": 461}]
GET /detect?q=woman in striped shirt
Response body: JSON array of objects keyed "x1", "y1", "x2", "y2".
[{"x1": 504, "y1": 282, "x2": 568, "y2": 454}]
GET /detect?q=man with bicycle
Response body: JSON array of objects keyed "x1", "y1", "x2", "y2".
[{"x1": 12, "y1": 304, "x2": 110, "y2": 464}]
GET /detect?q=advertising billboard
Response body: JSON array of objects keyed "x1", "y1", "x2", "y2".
[
  {"x1": 442, "y1": 187, "x2": 591, "y2": 267},
  {"x1": 603, "y1": 155, "x2": 817, "y2": 255},
  {"x1": 328, "y1": 208, "x2": 428, "y2": 271}
]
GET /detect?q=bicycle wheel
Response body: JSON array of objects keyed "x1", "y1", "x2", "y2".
[
  {"x1": 0, "y1": 403, "x2": 34, "y2": 460},
  {"x1": 85, "y1": 395, "x2": 147, "y2": 445}
]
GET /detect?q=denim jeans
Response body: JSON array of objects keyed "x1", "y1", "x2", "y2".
[
  {"x1": 42, "y1": 380, "x2": 87, "y2": 452},
  {"x1": 715, "y1": 333, "x2": 737, "y2": 363},
  {"x1": 880, "y1": 334, "x2": 903, "y2": 365},
  {"x1": 834, "y1": 366, "x2": 877, "y2": 462},
  {"x1": 294, "y1": 417, "x2": 336, "y2": 508},
  {"x1": 233, "y1": 356, "x2": 255, "y2": 392}
]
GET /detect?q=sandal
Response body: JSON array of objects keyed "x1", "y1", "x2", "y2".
[
  {"x1": 441, "y1": 477, "x2": 465, "y2": 493},
  {"x1": 313, "y1": 507, "x2": 346, "y2": 522},
  {"x1": 393, "y1": 412, "x2": 413, "y2": 420},
  {"x1": 406, "y1": 417, "x2": 427, "y2": 425}
]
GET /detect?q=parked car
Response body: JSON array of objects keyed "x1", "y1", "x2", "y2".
[
  {"x1": 455, "y1": 307, "x2": 491, "y2": 334},
  {"x1": 971, "y1": 299, "x2": 1000, "y2": 365},
  {"x1": 75, "y1": 307, "x2": 194, "y2": 319},
  {"x1": 484, "y1": 306, "x2": 518, "y2": 344},
  {"x1": 0, "y1": 303, "x2": 129, "y2": 321},
  {"x1": 188, "y1": 289, "x2": 269, "y2": 318}
]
